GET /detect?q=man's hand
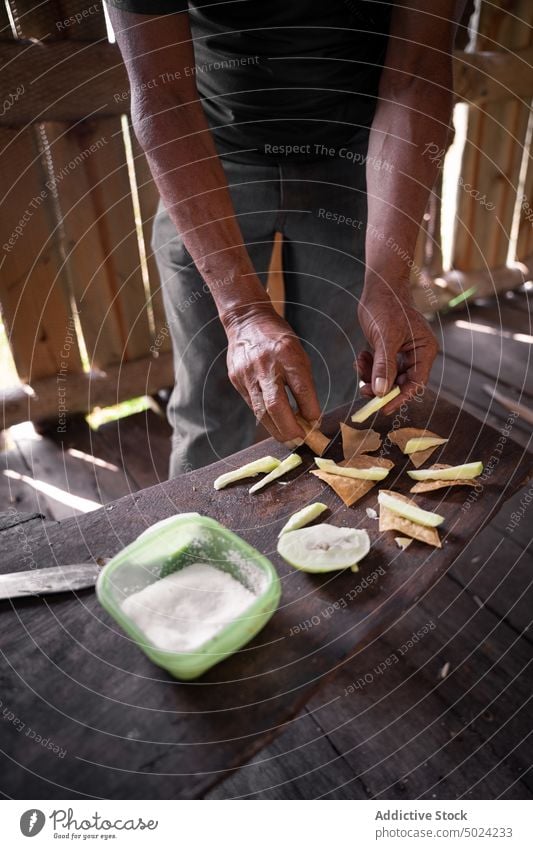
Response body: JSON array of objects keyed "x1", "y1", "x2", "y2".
[
  {"x1": 356, "y1": 282, "x2": 438, "y2": 413},
  {"x1": 224, "y1": 306, "x2": 322, "y2": 445},
  {"x1": 359, "y1": 1, "x2": 461, "y2": 415}
]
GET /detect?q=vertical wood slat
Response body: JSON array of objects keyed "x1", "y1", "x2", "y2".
[
  {"x1": 0, "y1": 1, "x2": 83, "y2": 383},
  {"x1": 45, "y1": 2, "x2": 152, "y2": 368},
  {"x1": 44, "y1": 116, "x2": 153, "y2": 368},
  {"x1": 80, "y1": 117, "x2": 153, "y2": 361},
  {"x1": 7, "y1": 0, "x2": 154, "y2": 372},
  {"x1": 0, "y1": 128, "x2": 84, "y2": 382},
  {"x1": 514, "y1": 113, "x2": 533, "y2": 262},
  {"x1": 42, "y1": 120, "x2": 125, "y2": 369},
  {"x1": 452, "y1": 0, "x2": 533, "y2": 274}
]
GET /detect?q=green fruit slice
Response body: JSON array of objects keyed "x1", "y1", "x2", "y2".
[
  {"x1": 408, "y1": 461, "x2": 483, "y2": 481},
  {"x1": 404, "y1": 436, "x2": 448, "y2": 454},
  {"x1": 314, "y1": 457, "x2": 390, "y2": 481},
  {"x1": 351, "y1": 386, "x2": 400, "y2": 423},
  {"x1": 279, "y1": 502, "x2": 328, "y2": 536},
  {"x1": 249, "y1": 453, "x2": 302, "y2": 494},
  {"x1": 213, "y1": 456, "x2": 280, "y2": 490},
  {"x1": 378, "y1": 491, "x2": 444, "y2": 527},
  {"x1": 277, "y1": 524, "x2": 370, "y2": 572}
]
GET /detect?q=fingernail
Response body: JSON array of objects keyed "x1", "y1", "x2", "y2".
[
  {"x1": 374, "y1": 378, "x2": 388, "y2": 396},
  {"x1": 284, "y1": 438, "x2": 304, "y2": 449}
]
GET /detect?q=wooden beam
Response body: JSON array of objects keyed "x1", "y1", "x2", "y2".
[
  {"x1": 454, "y1": 46, "x2": 533, "y2": 105},
  {"x1": 437, "y1": 252, "x2": 533, "y2": 299},
  {"x1": 1, "y1": 352, "x2": 174, "y2": 428},
  {"x1": 0, "y1": 39, "x2": 128, "y2": 127},
  {"x1": 2, "y1": 38, "x2": 533, "y2": 129}
]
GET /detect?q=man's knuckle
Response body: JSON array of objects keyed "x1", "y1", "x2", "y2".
[{"x1": 264, "y1": 396, "x2": 283, "y2": 414}]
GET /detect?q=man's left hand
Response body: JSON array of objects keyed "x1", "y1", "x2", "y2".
[{"x1": 356, "y1": 283, "x2": 438, "y2": 413}]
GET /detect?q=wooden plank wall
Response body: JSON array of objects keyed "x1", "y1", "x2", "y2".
[
  {"x1": 0, "y1": 0, "x2": 170, "y2": 395},
  {"x1": 452, "y1": 0, "x2": 533, "y2": 273}
]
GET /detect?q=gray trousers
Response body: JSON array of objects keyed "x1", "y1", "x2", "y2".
[{"x1": 152, "y1": 138, "x2": 369, "y2": 478}]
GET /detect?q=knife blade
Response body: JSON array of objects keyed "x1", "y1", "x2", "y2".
[{"x1": 0, "y1": 563, "x2": 102, "y2": 600}]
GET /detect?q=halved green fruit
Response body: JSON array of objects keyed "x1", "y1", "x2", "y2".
[
  {"x1": 214, "y1": 456, "x2": 280, "y2": 490},
  {"x1": 249, "y1": 453, "x2": 302, "y2": 494},
  {"x1": 404, "y1": 436, "x2": 448, "y2": 454},
  {"x1": 314, "y1": 457, "x2": 390, "y2": 481},
  {"x1": 279, "y1": 502, "x2": 328, "y2": 536},
  {"x1": 277, "y1": 523, "x2": 370, "y2": 572},
  {"x1": 378, "y1": 491, "x2": 444, "y2": 528},
  {"x1": 408, "y1": 461, "x2": 483, "y2": 481},
  {"x1": 351, "y1": 386, "x2": 401, "y2": 423}
]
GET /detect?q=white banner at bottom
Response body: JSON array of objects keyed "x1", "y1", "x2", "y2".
[{"x1": 3, "y1": 799, "x2": 531, "y2": 848}]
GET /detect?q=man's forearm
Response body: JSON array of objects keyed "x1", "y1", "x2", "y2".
[
  {"x1": 364, "y1": 72, "x2": 453, "y2": 298},
  {"x1": 134, "y1": 94, "x2": 271, "y2": 325},
  {"x1": 109, "y1": 8, "x2": 271, "y2": 329}
]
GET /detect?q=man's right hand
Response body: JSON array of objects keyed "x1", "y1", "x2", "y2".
[{"x1": 224, "y1": 305, "x2": 322, "y2": 445}]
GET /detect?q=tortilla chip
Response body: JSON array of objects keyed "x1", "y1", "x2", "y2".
[
  {"x1": 310, "y1": 469, "x2": 374, "y2": 507},
  {"x1": 310, "y1": 453, "x2": 394, "y2": 507},
  {"x1": 379, "y1": 503, "x2": 441, "y2": 547},
  {"x1": 295, "y1": 414, "x2": 330, "y2": 456},
  {"x1": 340, "y1": 422, "x2": 381, "y2": 461},
  {"x1": 387, "y1": 427, "x2": 447, "y2": 468},
  {"x1": 339, "y1": 454, "x2": 394, "y2": 472},
  {"x1": 409, "y1": 464, "x2": 473, "y2": 493}
]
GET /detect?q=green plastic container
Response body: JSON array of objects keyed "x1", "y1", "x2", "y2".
[{"x1": 96, "y1": 513, "x2": 281, "y2": 680}]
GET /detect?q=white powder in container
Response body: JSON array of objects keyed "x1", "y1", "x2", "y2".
[{"x1": 121, "y1": 562, "x2": 258, "y2": 653}]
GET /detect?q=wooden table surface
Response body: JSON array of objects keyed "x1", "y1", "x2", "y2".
[{"x1": 0, "y1": 390, "x2": 530, "y2": 799}]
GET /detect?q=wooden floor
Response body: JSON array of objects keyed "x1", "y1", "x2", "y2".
[{"x1": 1, "y1": 291, "x2": 531, "y2": 799}]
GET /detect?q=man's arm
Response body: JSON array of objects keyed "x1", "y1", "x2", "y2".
[
  {"x1": 107, "y1": 7, "x2": 320, "y2": 444},
  {"x1": 357, "y1": 0, "x2": 465, "y2": 411}
]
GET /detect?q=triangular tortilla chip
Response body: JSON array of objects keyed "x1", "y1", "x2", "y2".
[
  {"x1": 379, "y1": 503, "x2": 441, "y2": 547},
  {"x1": 295, "y1": 414, "x2": 330, "y2": 456},
  {"x1": 310, "y1": 469, "x2": 374, "y2": 507},
  {"x1": 387, "y1": 427, "x2": 447, "y2": 468},
  {"x1": 378, "y1": 490, "x2": 441, "y2": 547},
  {"x1": 340, "y1": 422, "x2": 381, "y2": 461},
  {"x1": 409, "y1": 464, "x2": 473, "y2": 493},
  {"x1": 339, "y1": 454, "x2": 394, "y2": 472}
]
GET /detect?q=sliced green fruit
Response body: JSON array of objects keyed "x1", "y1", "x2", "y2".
[
  {"x1": 277, "y1": 524, "x2": 370, "y2": 572},
  {"x1": 351, "y1": 386, "x2": 401, "y2": 423},
  {"x1": 249, "y1": 453, "x2": 302, "y2": 494},
  {"x1": 214, "y1": 456, "x2": 280, "y2": 490},
  {"x1": 314, "y1": 457, "x2": 390, "y2": 481},
  {"x1": 408, "y1": 461, "x2": 483, "y2": 481},
  {"x1": 279, "y1": 502, "x2": 328, "y2": 536},
  {"x1": 404, "y1": 436, "x2": 448, "y2": 454},
  {"x1": 378, "y1": 491, "x2": 444, "y2": 528}
]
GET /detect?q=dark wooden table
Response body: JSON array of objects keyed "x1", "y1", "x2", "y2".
[{"x1": 0, "y1": 390, "x2": 530, "y2": 799}]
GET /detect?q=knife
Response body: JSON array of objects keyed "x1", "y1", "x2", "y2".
[{"x1": 0, "y1": 563, "x2": 102, "y2": 600}]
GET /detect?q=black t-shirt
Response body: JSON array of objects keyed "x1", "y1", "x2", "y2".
[{"x1": 106, "y1": 0, "x2": 392, "y2": 159}]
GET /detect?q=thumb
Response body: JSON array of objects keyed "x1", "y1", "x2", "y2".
[{"x1": 371, "y1": 340, "x2": 398, "y2": 396}]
